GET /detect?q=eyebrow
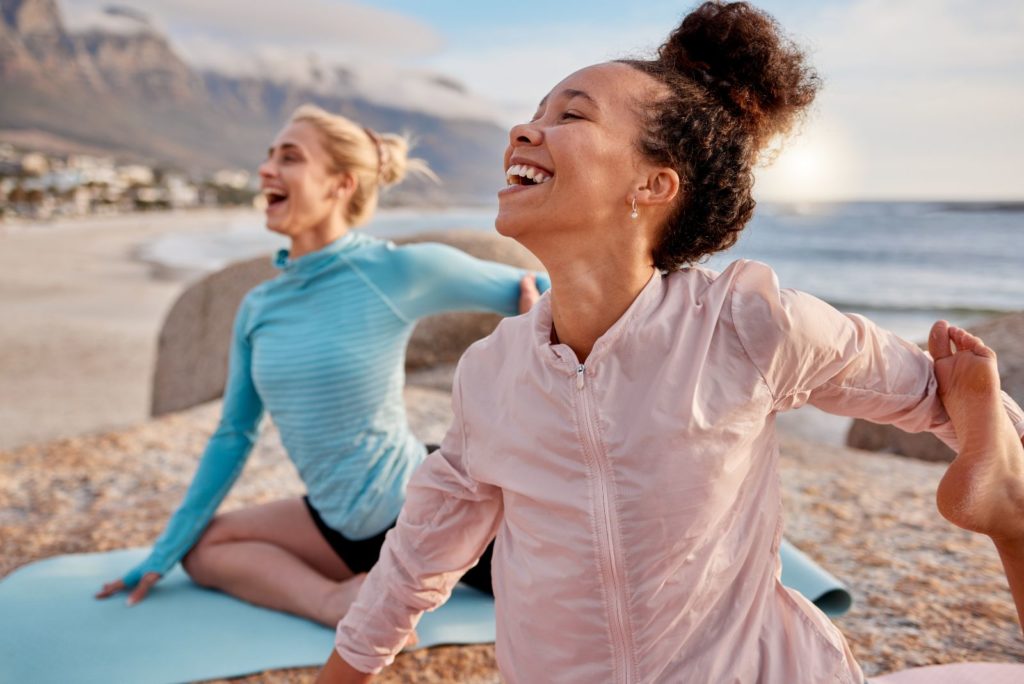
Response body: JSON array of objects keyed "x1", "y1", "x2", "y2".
[
  {"x1": 536, "y1": 88, "x2": 599, "y2": 111},
  {"x1": 267, "y1": 142, "x2": 302, "y2": 156}
]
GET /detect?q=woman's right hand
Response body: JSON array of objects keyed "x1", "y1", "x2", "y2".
[
  {"x1": 518, "y1": 273, "x2": 541, "y2": 314},
  {"x1": 94, "y1": 571, "x2": 161, "y2": 606},
  {"x1": 316, "y1": 650, "x2": 374, "y2": 684}
]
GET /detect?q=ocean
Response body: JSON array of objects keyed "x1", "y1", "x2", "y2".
[{"x1": 139, "y1": 201, "x2": 1024, "y2": 345}]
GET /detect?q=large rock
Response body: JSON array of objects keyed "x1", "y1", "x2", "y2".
[
  {"x1": 150, "y1": 255, "x2": 277, "y2": 416},
  {"x1": 150, "y1": 230, "x2": 542, "y2": 417},
  {"x1": 846, "y1": 312, "x2": 1024, "y2": 462},
  {"x1": 399, "y1": 230, "x2": 542, "y2": 370}
]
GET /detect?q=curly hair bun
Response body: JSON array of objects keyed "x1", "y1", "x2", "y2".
[{"x1": 658, "y1": 1, "x2": 819, "y2": 144}]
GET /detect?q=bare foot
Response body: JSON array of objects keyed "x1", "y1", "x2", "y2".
[
  {"x1": 316, "y1": 574, "x2": 419, "y2": 647},
  {"x1": 929, "y1": 320, "x2": 1024, "y2": 542},
  {"x1": 318, "y1": 573, "x2": 367, "y2": 627}
]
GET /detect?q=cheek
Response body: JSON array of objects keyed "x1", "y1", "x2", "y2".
[{"x1": 290, "y1": 173, "x2": 330, "y2": 210}]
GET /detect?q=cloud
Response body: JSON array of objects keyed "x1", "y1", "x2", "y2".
[
  {"x1": 57, "y1": 0, "x2": 503, "y2": 122},
  {"x1": 789, "y1": 0, "x2": 1024, "y2": 199},
  {"x1": 61, "y1": 0, "x2": 444, "y2": 62},
  {"x1": 424, "y1": 22, "x2": 667, "y2": 124}
]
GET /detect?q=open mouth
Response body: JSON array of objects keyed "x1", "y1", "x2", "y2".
[
  {"x1": 505, "y1": 164, "x2": 553, "y2": 188},
  {"x1": 264, "y1": 188, "x2": 288, "y2": 208}
]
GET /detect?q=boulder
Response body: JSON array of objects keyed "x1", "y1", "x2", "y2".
[
  {"x1": 150, "y1": 230, "x2": 542, "y2": 416},
  {"x1": 399, "y1": 230, "x2": 542, "y2": 369},
  {"x1": 150, "y1": 255, "x2": 277, "y2": 416},
  {"x1": 846, "y1": 312, "x2": 1024, "y2": 462}
]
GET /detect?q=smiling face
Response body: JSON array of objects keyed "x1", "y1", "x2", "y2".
[
  {"x1": 257, "y1": 120, "x2": 349, "y2": 237},
  {"x1": 496, "y1": 62, "x2": 669, "y2": 248}
]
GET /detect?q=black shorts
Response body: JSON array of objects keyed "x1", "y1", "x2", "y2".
[{"x1": 303, "y1": 445, "x2": 494, "y2": 596}]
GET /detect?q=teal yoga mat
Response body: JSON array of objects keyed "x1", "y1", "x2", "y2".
[
  {"x1": 780, "y1": 539, "x2": 853, "y2": 617},
  {"x1": 0, "y1": 543, "x2": 850, "y2": 684}
]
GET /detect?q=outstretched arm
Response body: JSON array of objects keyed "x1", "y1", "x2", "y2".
[
  {"x1": 382, "y1": 241, "x2": 549, "y2": 320},
  {"x1": 730, "y1": 260, "x2": 1024, "y2": 446},
  {"x1": 95, "y1": 297, "x2": 265, "y2": 604},
  {"x1": 319, "y1": 363, "x2": 501, "y2": 680},
  {"x1": 928, "y1": 321, "x2": 1024, "y2": 630}
]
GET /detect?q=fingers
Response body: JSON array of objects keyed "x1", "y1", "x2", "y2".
[
  {"x1": 95, "y1": 578, "x2": 125, "y2": 599},
  {"x1": 948, "y1": 325, "x2": 996, "y2": 359},
  {"x1": 126, "y1": 572, "x2": 161, "y2": 606},
  {"x1": 928, "y1": 320, "x2": 952, "y2": 361},
  {"x1": 401, "y1": 629, "x2": 420, "y2": 651},
  {"x1": 518, "y1": 273, "x2": 540, "y2": 314}
]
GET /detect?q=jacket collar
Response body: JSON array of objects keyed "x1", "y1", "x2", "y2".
[{"x1": 533, "y1": 268, "x2": 666, "y2": 372}]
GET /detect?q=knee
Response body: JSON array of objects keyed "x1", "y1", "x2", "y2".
[{"x1": 181, "y1": 516, "x2": 230, "y2": 585}]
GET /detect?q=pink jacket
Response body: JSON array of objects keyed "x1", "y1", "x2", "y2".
[{"x1": 336, "y1": 259, "x2": 1024, "y2": 683}]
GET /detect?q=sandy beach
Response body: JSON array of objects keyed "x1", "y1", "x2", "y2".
[
  {"x1": 0, "y1": 210, "x2": 262, "y2": 450},
  {"x1": 1, "y1": 211, "x2": 1022, "y2": 681},
  {"x1": 0, "y1": 210, "x2": 856, "y2": 451}
]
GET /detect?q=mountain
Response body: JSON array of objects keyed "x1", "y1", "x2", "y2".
[{"x1": 0, "y1": 0, "x2": 509, "y2": 202}]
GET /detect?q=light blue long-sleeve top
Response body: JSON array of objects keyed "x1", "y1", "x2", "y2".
[{"x1": 123, "y1": 231, "x2": 549, "y2": 586}]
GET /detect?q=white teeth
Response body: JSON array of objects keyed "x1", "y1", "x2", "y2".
[{"x1": 504, "y1": 163, "x2": 553, "y2": 186}]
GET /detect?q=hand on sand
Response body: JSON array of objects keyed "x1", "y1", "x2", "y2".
[
  {"x1": 929, "y1": 320, "x2": 1024, "y2": 543},
  {"x1": 518, "y1": 274, "x2": 541, "y2": 314},
  {"x1": 95, "y1": 572, "x2": 161, "y2": 606}
]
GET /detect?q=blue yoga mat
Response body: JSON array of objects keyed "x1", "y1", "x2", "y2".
[{"x1": 0, "y1": 543, "x2": 849, "y2": 684}]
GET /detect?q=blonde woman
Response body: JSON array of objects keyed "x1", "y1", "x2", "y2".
[{"x1": 96, "y1": 105, "x2": 545, "y2": 625}]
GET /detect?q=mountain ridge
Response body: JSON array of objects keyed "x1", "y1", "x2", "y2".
[{"x1": 0, "y1": 0, "x2": 508, "y2": 201}]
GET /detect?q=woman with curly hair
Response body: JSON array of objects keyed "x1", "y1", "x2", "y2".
[{"x1": 318, "y1": 3, "x2": 1024, "y2": 681}]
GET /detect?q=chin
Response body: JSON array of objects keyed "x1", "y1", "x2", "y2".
[
  {"x1": 264, "y1": 217, "x2": 291, "y2": 236},
  {"x1": 495, "y1": 204, "x2": 529, "y2": 240}
]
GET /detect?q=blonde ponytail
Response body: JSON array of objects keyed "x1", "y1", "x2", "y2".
[{"x1": 289, "y1": 104, "x2": 437, "y2": 226}]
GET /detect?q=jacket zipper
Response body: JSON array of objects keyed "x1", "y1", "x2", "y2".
[{"x1": 576, "y1": 363, "x2": 633, "y2": 683}]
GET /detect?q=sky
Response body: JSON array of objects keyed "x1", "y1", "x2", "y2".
[{"x1": 60, "y1": 0, "x2": 1024, "y2": 201}]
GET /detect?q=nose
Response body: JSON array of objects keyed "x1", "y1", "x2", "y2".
[
  {"x1": 508, "y1": 120, "x2": 542, "y2": 147},
  {"x1": 257, "y1": 157, "x2": 275, "y2": 180}
]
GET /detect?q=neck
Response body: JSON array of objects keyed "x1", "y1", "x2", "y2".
[
  {"x1": 542, "y1": 239, "x2": 656, "y2": 363},
  {"x1": 289, "y1": 213, "x2": 350, "y2": 259}
]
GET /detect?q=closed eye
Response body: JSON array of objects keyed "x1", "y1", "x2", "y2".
[{"x1": 560, "y1": 111, "x2": 584, "y2": 121}]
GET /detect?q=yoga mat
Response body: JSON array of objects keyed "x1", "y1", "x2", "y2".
[
  {"x1": 0, "y1": 542, "x2": 850, "y2": 684},
  {"x1": 0, "y1": 549, "x2": 494, "y2": 684},
  {"x1": 873, "y1": 663, "x2": 1024, "y2": 684},
  {"x1": 779, "y1": 538, "x2": 853, "y2": 617}
]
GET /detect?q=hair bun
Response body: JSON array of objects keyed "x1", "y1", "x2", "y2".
[{"x1": 658, "y1": 1, "x2": 819, "y2": 142}]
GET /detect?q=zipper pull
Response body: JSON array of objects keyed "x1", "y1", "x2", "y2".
[{"x1": 576, "y1": 364, "x2": 585, "y2": 390}]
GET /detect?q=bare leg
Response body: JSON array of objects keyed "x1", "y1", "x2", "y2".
[
  {"x1": 181, "y1": 497, "x2": 367, "y2": 627},
  {"x1": 928, "y1": 320, "x2": 1024, "y2": 628}
]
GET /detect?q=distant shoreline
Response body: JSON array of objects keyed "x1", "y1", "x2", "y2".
[{"x1": 1, "y1": 205, "x2": 1017, "y2": 450}]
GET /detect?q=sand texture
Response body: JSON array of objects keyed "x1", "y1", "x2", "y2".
[
  {"x1": 2, "y1": 379, "x2": 1022, "y2": 681},
  {"x1": 2, "y1": 214, "x2": 1022, "y2": 681},
  {"x1": 0, "y1": 210, "x2": 261, "y2": 450}
]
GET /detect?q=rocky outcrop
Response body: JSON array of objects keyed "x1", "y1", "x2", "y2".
[
  {"x1": 846, "y1": 312, "x2": 1024, "y2": 462},
  {"x1": 398, "y1": 230, "x2": 543, "y2": 369},
  {"x1": 150, "y1": 230, "x2": 543, "y2": 416},
  {"x1": 150, "y1": 254, "x2": 277, "y2": 416}
]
